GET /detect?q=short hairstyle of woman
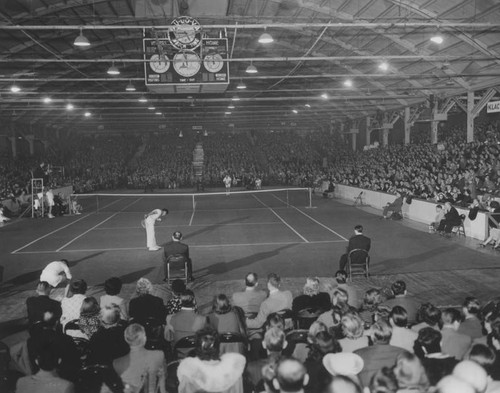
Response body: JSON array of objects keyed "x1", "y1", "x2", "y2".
[
  {"x1": 417, "y1": 302, "x2": 442, "y2": 327},
  {"x1": 71, "y1": 279, "x2": 88, "y2": 295},
  {"x1": 80, "y1": 297, "x2": 100, "y2": 316},
  {"x1": 363, "y1": 288, "x2": 381, "y2": 307},
  {"x1": 180, "y1": 290, "x2": 195, "y2": 308},
  {"x1": 135, "y1": 277, "x2": 153, "y2": 296},
  {"x1": 195, "y1": 326, "x2": 220, "y2": 361},
  {"x1": 124, "y1": 323, "x2": 147, "y2": 347},
  {"x1": 393, "y1": 352, "x2": 429, "y2": 390},
  {"x1": 303, "y1": 277, "x2": 320, "y2": 296},
  {"x1": 212, "y1": 294, "x2": 232, "y2": 314},
  {"x1": 341, "y1": 313, "x2": 364, "y2": 339}
]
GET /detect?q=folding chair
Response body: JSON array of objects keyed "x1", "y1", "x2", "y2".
[
  {"x1": 347, "y1": 249, "x2": 370, "y2": 280},
  {"x1": 166, "y1": 254, "x2": 188, "y2": 285},
  {"x1": 293, "y1": 308, "x2": 324, "y2": 329},
  {"x1": 452, "y1": 214, "x2": 466, "y2": 237}
]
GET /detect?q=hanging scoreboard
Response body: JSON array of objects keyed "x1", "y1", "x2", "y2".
[{"x1": 144, "y1": 22, "x2": 229, "y2": 94}]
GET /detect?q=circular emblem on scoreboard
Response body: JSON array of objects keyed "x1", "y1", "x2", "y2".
[
  {"x1": 173, "y1": 51, "x2": 201, "y2": 77},
  {"x1": 168, "y1": 16, "x2": 202, "y2": 50}
]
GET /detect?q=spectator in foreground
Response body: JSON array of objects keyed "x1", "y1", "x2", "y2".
[
  {"x1": 128, "y1": 277, "x2": 165, "y2": 323},
  {"x1": 272, "y1": 357, "x2": 309, "y2": 393},
  {"x1": 113, "y1": 323, "x2": 166, "y2": 393},
  {"x1": 414, "y1": 327, "x2": 458, "y2": 386},
  {"x1": 99, "y1": 277, "x2": 128, "y2": 320},
  {"x1": 338, "y1": 313, "x2": 370, "y2": 353},
  {"x1": 411, "y1": 303, "x2": 442, "y2": 333},
  {"x1": 382, "y1": 280, "x2": 419, "y2": 325},
  {"x1": 177, "y1": 327, "x2": 246, "y2": 393},
  {"x1": 231, "y1": 272, "x2": 268, "y2": 317},
  {"x1": 60, "y1": 279, "x2": 88, "y2": 327},
  {"x1": 292, "y1": 277, "x2": 331, "y2": 314},
  {"x1": 354, "y1": 319, "x2": 408, "y2": 387},
  {"x1": 440, "y1": 308, "x2": 472, "y2": 360},
  {"x1": 458, "y1": 297, "x2": 483, "y2": 340},
  {"x1": 393, "y1": 352, "x2": 430, "y2": 393},
  {"x1": 16, "y1": 345, "x2": 75, "y2": 393},
  {"x1": 389, "y1": 306, "x2": 418, "y2": 353},
  {"x1": 26, "y1": 281, "x2": 62, "y2": 325}
]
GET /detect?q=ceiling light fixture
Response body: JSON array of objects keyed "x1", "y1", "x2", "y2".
[
  {"x1": 107, "y1": 62, "x2": 120, "y2": 75},
  {"x1": 74, "y1": 27, "x2": 90, "y2": 47},
  {"x1": 225, "y1": 111, "x2": 231, "y2": 115},
  {"x1": 228, "y1": 105, "x2": 235, "y2": 109},
  {"x1": 84, "y1": 111, "x2": 91, "y2": 117},
  {"x1": 321, "y1": 93, "x2": 329, "y2": 99},
  {"x1": 292, "y1": 109, "x2": 298, "y2": 114},
  {"x1": 304, "y1": 103, "x2": 311, "y2": 108},
  {"x1": 43, "y1": 97, "x2": 52, "y2": 104},
  {"x1": 236, "y1": 80, "x2": 247, "y2": 89},
  {"x1": 66, "y1": 103, "x2": 74, "y2": 110},
  {"x1": 258, "y1": 32, "x2": 274, "y2": 44},
  {"x1": 246, "y1": 62, "x2": 258, "y2": 74},
  {"x1": 378, "y1": 61, "x2": 389, "y2": 71},
  {"x1": 430, "y1": 33, "x2": 444, "y2": 44},
  {"x1": 155, "y1": 112, "x2": 162, "y2": 115},
  {"x1": 148, "y1": 106, "x2": 155, "y2": 110},
  {"x1": 10, "y1": 84, "x2": 21, "y2": 93},
  {"x1": 125, "y1": 81, "x2": 136, "y2": 91},
  {"x1": 231, "y1": 96, "x2": 240, "y2": 101},
  {"x1": 344, "y1": 79, "x2": 353, "y2": 87},
  {"x1": 138, "y1": 96, "x2": 148, "y2": 103}
]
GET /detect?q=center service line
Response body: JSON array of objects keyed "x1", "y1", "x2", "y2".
[
  {"x1": 252, "y1": 194, "x2": 309, "y2": 243},
  {"x1": 271, "y1": 193, "x2": 349, "y2": 241}
]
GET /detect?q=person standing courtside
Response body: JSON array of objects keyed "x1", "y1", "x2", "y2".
[
  {"x1": 163, "y1": 231, "x2": 193, "y2": 282},
  {"x1": 338, "y1": 225, "x2": 371, "y2": 271},
  {"x1": 223, "y1": 173, "x2": 232, "y2": 196},
  {"x1": 143, "y1": 208, "x2": 168, "y2": 251}
]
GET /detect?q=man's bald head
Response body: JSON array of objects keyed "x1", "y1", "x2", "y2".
[{"x1": 273, "y1": 358, "x2": 309, "y2": 392}]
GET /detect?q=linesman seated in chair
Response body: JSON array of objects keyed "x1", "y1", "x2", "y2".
[
  {"x1": 338, "y1": 225, "x2": 371, "y2": 272},
  {"x1": 382, "y1": 191, "x2": 404, "y2": 220},
  {"x1": 163, "y1": 231, "x2": 193, "y2": 282}
]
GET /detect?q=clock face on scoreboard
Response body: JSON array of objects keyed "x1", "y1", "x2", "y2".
[
  {"x1": 173, "y1": 51, "x2": 201, "y2": 77},
  {"x1": 203, "y1": 53, "x2": 224, "y2": 73},
  {"x1": 149, "y1": 54, "x2": 170, "y2": 73}
]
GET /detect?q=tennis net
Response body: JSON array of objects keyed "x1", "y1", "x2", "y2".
[{"x1": 70, "y1": 188, "x2": 313, "y2": 214}]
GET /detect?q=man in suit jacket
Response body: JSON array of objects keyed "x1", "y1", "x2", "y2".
[
  {"x1": 166, "y1": 290, "x2": 207, "y2": 346},
  {"x1": 26, "y1": 281, "x2": 62, "y2": 325},
  {"x1": 458, "y1": 297, "x2": 483, "y2": 340},
  {"x1": 163, "y1": 231, "x2": 193, "y2": 281},
  {"x1": 339, "y1": 225, "x2": 371, "y2": 271},
  {"x1": 437, "y1": 202, "x2": 462, "y2": 236},
  {"x1": 246, "y1": 273, "x2": 292, "y2": 329},
  {"x1": 232, "y1": 272, "x2": 267, "y2": 316},
  {"x1": 354, "y1": 320, "x2": 408, "y2": 387},
  {"x1": 382, "y1": 191, "x2": 404, "y2": 219},
  {"x1": 440, "y1": 308, "x2": 472, "y2": 360},
  {"x1": 382, "y1": 280, "x2": 420, "y2": 325}
]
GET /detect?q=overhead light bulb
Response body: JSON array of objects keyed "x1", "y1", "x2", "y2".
[
  {"x1": 138, "y1": 96, "x2": 148, "y2": 103},
  {"x1": 292, "y1": 109, "x2": 298, "y2": 114},
  {"x1": 258, "y1": 32, "x2": 274, "y2": 44},
  {"x1": 74, "y1": 27, "x2": 90, "y2": 47},
  {"x1": 430, "y1": 34, "x2": 444, "y2": 44},
  {"x1": 236, "y1": 81, "x2": 247, "y2": 89},
  {"x1": 148, "y1": 106, "x2": 155, "y2": 110},
  {"x1": 84, "y1": 111, "x2": 91, "y2": 117},
  {"x1": 304, "y1": 103, "x2": 311, "y2": 108},
  {"x1": 246, "y1": 63, "x2": 258, "y2": 74},
  {"x1": 228, "y1": 105, "x2": 235, "y2": 109},
  {"x1": 378, "y1": 61, "x2": 389, "y2": 71},
  {"x1": 231, "y1": 96, "x2": 240, "y2": 101},
  {"x1": 10, "y1": 84, "x2": 21, "y2": 93},
  {"x1": 66, "y1": 103, "x2": 74, "y2": 110},
  {"x1": 155, "y1": 112, "x2": 162, "y2": 115},
  {"x1": 125, "y1": 81, "x2": 136, "y2": 91},
  {"x1": 43, "y1": 97, "x2": 52, "y2": 104},
  {"x1": 321, "y1": 93, "x2": 329, "y2": 99},
  {"x1": 107, "y1": 63, "x2": 120, "y2": 75},
  {"x1": 225, "y1": 111, "x2": 231, "y2": 115},
  {"x1": 344, "y1": 79, "x2": 353, "y2": 87}
]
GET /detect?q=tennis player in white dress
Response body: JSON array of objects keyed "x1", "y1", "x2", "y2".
[{"x1": 143, "y1": 208, "x2": 168, "y2": 251}]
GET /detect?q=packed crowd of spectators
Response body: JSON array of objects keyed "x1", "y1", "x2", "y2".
[{"x1": 6, "y1": 266, "x2": 500, "y2": 393}]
